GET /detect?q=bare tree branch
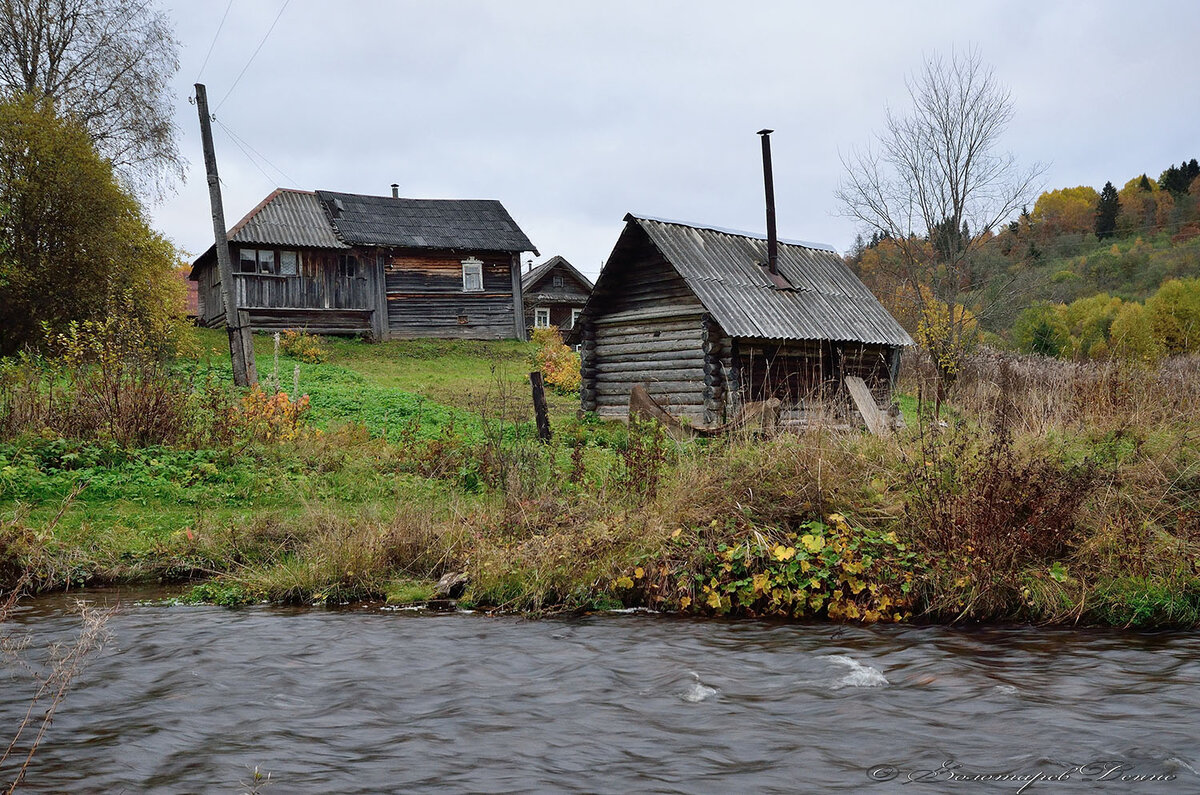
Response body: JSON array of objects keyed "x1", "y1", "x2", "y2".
[
  {"x1": 0, "y1": 0, "x2": 182, "y2": 200},
  {"x1": 836, "y1": 46, "x2": 1044, "y2": 377}
]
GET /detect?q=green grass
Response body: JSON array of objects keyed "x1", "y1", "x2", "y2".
[
  {"x1": 193, "y1": 328, "x2": 579, "y2": 424},
  {"x1": 1, "y1": 330, "x2": 597, "y2": 594}
]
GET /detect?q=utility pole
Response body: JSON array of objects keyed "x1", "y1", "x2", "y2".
[{"x1": 195, "y1": 83, "x2": 256, "y2": 387}]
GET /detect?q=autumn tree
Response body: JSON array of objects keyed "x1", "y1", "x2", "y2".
[
  {"x1": 0, "y1": 0, "x2": 182, "y2": 198},
  {"x1": 1031, "y1": 185, "x2": 1098, "y2": 239},
  {"x1": 1094, "y1": 181, "x2": 1119, "y2": 240},
  {"x1": 837, "y1": 47, "x2": 1042, "y2": 381},
  {"x1": 0, "y1": 96, "x2": 184, "y2": 355}
]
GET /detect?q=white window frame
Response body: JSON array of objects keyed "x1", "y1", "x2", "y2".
[
  {"x1": 534, "y1": 308, "x2": 551, "y2": 328},
  {"x1": 570, "y1": 308, "x2": 582, "y2": 329},
  {"x1": 461, "y1": 257, "x2": 484, "y2": 292}
]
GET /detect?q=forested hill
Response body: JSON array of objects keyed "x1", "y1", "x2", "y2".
[{"x1": 847, "y1": 157, "x2": 1200, "y2": 359}]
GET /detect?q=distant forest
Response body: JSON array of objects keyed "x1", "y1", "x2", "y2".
[{"x1": 846, "y1": 157, "x2": 1200, "y2": 360}]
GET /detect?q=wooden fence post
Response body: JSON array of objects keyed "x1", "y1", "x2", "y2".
[{"x1": 530, "y1": 371, "x2": 552, "y2": 442}]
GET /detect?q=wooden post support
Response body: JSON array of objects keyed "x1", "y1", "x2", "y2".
[
  {"x1": 236, "y1": 310, "x2": 259, "y2": 384},
  {"x1": 511, "y1": 253, "x2": 527, "y2": 341},
  {"x1": 195, "y1": 82, "x2": 255, "y2": 387},
  {"x1": 530, "y1": 371, "x2": 552, "y2": 442}
]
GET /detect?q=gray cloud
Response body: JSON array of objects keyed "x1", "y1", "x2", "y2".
[{"x1": 154, "y1": 1, "x2": 1200, "y2": 278}]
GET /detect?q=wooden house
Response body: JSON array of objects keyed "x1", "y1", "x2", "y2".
[
  {"x1": 521, "y1": 255, "x2": 593, "y2": 335},
  {"x1": 575, "y1": 214, "x2": 913, "y2": 426},
  {"x1": 190, "y1": 187, "x2": 537, "y2": 340}
]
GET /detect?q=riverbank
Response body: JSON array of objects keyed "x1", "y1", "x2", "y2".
[{"x1": 3, "y1": 331, "x2": 1199, "y2": 627}]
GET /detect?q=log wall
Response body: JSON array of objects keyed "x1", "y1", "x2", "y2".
[
  {"x1": 588, "y1": 313, "x2": 707, "y2": 419},
  {"x1": 384, "y1": 250, "x2": 518, "y2": 340}
]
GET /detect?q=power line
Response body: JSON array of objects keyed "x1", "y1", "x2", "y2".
[
  {"x1": 214, "y1": 0, "x2": 292, "y2": 112},
  {"x1": 214, "y1": 118, "x2": 298, "y2": 186},
  {"x1": 216, "y1": 122, "x2": 276, "y2": 187},
  {"x1": 195, "y1": 0, "x2": 235, "y2": 83}
]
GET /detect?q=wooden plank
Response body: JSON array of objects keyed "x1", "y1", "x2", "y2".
[{"x1": 845, "y1": 375, "x2": 890, "y2": 437}]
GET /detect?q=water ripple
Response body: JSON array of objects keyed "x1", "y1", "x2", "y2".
[{"x1": 1, "y1": 591, "x2": 1198, "y2": 792}]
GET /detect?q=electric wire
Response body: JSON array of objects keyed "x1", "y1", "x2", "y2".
[
  {"x1": 214, "y1": 0, "x2": 292, "y2": 111},
  {"x1": 216, "y1": 123, "x2": 276, "y2": 187},
  {"x1": 195, "y1": 0, "x2": 235, "y2": 83},
  {"x1": 214, "y1": 118, "x2": 298, "y2": 186}
]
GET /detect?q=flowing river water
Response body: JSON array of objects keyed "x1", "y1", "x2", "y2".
[{"x1": 2, "y1": 589, "x2": 1198, "y2": 793}]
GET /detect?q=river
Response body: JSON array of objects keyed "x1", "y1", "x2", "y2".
[{"x1": 1, "y1": 590, "x2": 1197, "y2": 793}]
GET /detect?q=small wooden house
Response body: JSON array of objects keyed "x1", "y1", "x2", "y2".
[
  {"x1": 575, "y1": 214, "x2": 913, "y2": 426},
  {"x1": 521, "y1": 255, "x2": 594, "y2": 335},
  {"x1": 190, "y1": 188, "x2": 537, "y2": 340}
]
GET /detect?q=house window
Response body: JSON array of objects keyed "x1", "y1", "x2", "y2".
[
  {"x1": 570, "y1": 308, "x2": 582, "y2": 329},
  {"x1": 239, "y1": 248, "x2": 299, "y2": 275},
  {"x1": 462, "y1": 257, "x2": 483, "y2": 292},
  {"x1": 552, "y1": 273, "x2": 564, "y2": 288},
  {"x1": 535, "y1": 308, "x2": 551, "y2": 328},
  {"x1": 279, "y1": 251, "x2": 298, "y2": 276},
  {"x1": 337, "y1": 254, "x2": 358, "y2": 279}
]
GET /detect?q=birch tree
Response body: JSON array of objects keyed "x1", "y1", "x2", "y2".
[{"x1": 0, "y1": 0, "x2": 181, "y2": 199}]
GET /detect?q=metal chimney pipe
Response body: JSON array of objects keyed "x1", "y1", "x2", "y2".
[
  {"x1": 757, "y1": 129, "x2": 779, "y2": 275},
  {"x1": 391, "y1": 183, "x2": 399, "y2": 198}
]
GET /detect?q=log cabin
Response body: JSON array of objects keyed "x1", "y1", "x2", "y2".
[
  {"x1": 521, "y1": 255, "x2": 593, "y2": 335},
  {"x1": 574, "y1": 214, "x2": 913, "y2": 427},
  {"x1": 190, "y1": 187, "x2": 537, "y2": 340}
]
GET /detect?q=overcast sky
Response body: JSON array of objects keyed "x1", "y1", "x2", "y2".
[{"x1": 152, "y1": 1, "x2": 1200, "y2": 278}]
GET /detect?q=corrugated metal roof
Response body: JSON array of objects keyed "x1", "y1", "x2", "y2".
[
  {"x1": 318, "y1": 191, "x2": 537, "y2": 254},
  {"x1": 629, "y1": 214, "x2": 913, "y2": 347},
  {"x1": 227, "y1": 189, "x2": 348, "y2": 249}
]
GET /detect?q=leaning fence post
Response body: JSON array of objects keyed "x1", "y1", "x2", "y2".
[{"x1": 530, "y1": 371, "x2": 552, "y2": 442}]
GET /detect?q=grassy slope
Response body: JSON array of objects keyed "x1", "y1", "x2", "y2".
[
  {"x1": 2, "y1": 331, "x2": 583, "y2": 585},
  {"x1": 194, "y1": 329, "x2": 579, "y2": 422}
]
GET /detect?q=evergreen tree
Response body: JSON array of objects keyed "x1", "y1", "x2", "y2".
[
  {"x1": 1138, "y1": 174, "x2": 1153, "y2": 192},
  {"x1": 1095, "y1": 181, "x2": 1120, "y2": 240}
]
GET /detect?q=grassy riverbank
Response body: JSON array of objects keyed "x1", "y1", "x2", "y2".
[{"x1": 3, "y1": 329, "x2": 1199, "y2": 627}]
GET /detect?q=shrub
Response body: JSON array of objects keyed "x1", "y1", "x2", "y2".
[
  {"x1": 530, "y1": 327, "x2": 580, "y2": 394},
  {"x1": 0, "y1": 313, "x2": 194, "y2": 447},
  {"x1": 235, "y1": 387, "x2": 312, "y2": 443},
  {"x1": 279, "y1": 329, "x2": 329, "y2": 364},
  {"x1": 628, "y1": 514, "x2": 917, "y2": 621},
  {"x1": 903, "y1": 424, "x2": 1096, "y2": 620}
]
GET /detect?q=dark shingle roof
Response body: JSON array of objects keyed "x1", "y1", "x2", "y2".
[
  {"x1": 317, "y1": 191, "x2": 537, "y2": 254},
  {"x1": 227, "y1": 189, "x2": 348, "y2": 249},
  {"x1": 623, "y1": 214, "x2": 913, "y2": 347},
  {"x1": 521, "y1": 255, "x2": 594, "y2": 292}
]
